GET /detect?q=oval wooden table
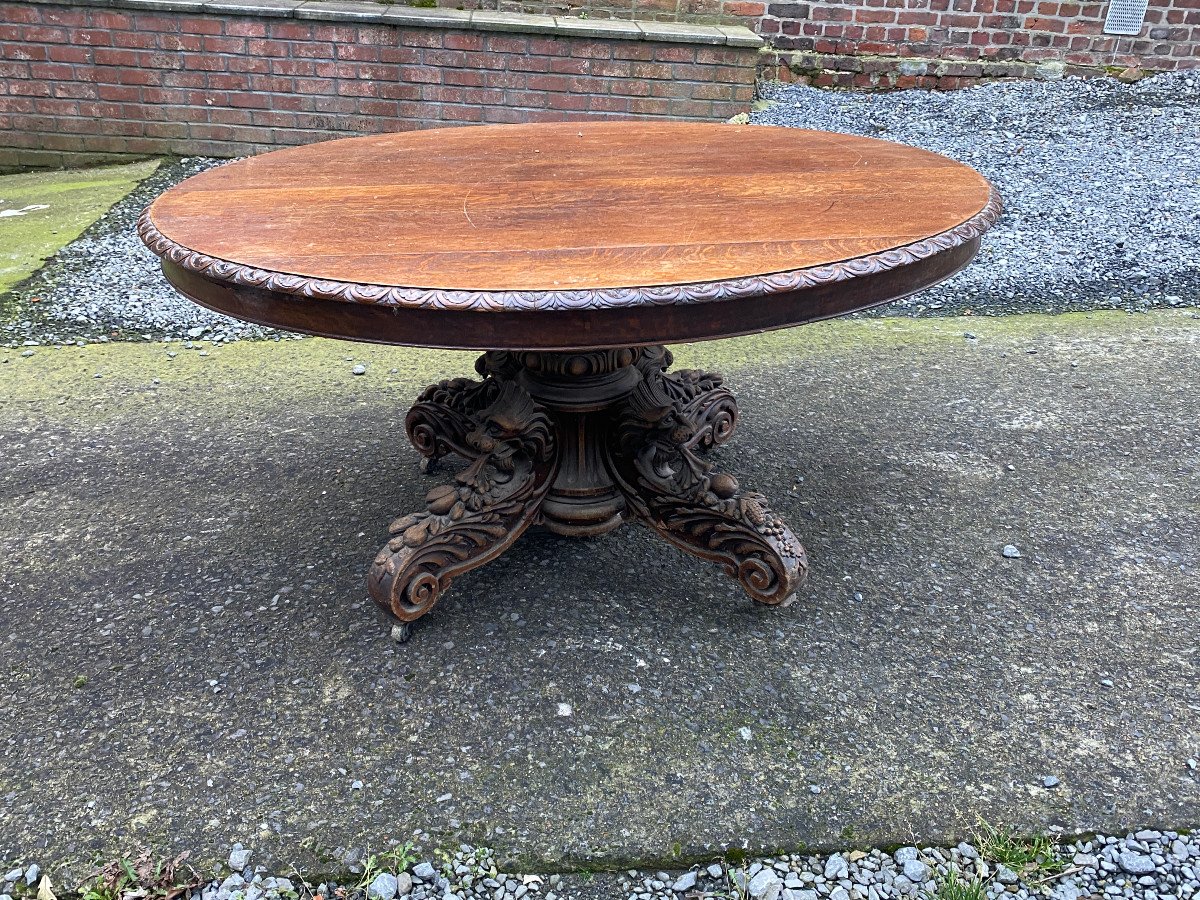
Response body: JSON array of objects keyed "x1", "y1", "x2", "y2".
[{"x1": 139, "y1": 122, "x2": 1001, "y2": 640}]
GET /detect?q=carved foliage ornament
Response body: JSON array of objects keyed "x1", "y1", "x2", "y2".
[
  {"x1": 610, "y1": 371, "x2": 808, "y2": 606},
  {"x1": 369, "y1": 381, "x2": 557, "y2": 622},
  {"x1": 138, "y1": 188, "x2": 1001, "y2": 313}
]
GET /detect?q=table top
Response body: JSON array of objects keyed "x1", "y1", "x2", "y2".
[{"x1": 140, "y1": 122, "x2": 1001, "y2": 350}]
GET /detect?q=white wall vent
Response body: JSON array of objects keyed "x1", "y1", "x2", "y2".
[{"x1": 1103, "y1": 0, "x2": 1149, "y2": 34}]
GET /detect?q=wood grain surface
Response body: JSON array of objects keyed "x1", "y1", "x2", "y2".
[{"x1": 148, "y1": 122, "x2": 995, "y2": 293}]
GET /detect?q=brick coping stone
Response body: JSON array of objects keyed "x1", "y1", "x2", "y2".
[{"x1": 11, "y1": 0, "x2": 764, "y2": 45}]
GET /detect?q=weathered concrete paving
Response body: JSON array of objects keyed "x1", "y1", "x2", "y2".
[{"x1": 1, "y1": 311, "x2": 1198, "y2": 878}]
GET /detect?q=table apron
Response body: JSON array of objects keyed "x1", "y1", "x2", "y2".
[{"x1": 161, "y1": 239, "x2": 978, "y2": 351}]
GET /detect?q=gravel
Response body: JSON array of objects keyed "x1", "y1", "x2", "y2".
[
  {"x1": 753, "y1": 71, "x2": 1200, "y2": 318},
  {"x1": 5, "y1": 832, "x2": 1199, "y2": 900},
  {"x1": 2, "y1": 72, "x2": 1197, "y2": 349},
  {"x1": 367, "y1": 873, "x2": 399, "y2": 900},
  {"x1": 1, "y1": 156, "x2": 282, "y2": 348},
  {"x1": 605, "y1": 831, "x2": 1200, "y2": 900},
  {"x1": 228, "y1": 845, "x2": 251, "y2": 872}
]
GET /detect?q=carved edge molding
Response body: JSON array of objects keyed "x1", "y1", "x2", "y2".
[{"x1": 138, "y1": 186, "x2": 1001, "y2": 313}]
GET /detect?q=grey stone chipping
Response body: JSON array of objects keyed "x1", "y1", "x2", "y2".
[
  {"x1": 1118, "y1": 850, "x2": 1156, "y2": 874},
  {"x1": 670, "y1": 871, "x2": 697, "y2": 892},
  {"x1": 367, "y1": 872, "x2": 398, "y2": 900},
  {"x1": 228, "y1": 846, "x2": 252, "y2": 871},
  {"x1": 824, "y1": 854, "x2": 849, "y2": 879},
  {"x1": 752, "y1": 72, "x2": 1200, "y2": 320},
  {"x1": 748, "y1": 869, "x2": 783, "y2": 900}
]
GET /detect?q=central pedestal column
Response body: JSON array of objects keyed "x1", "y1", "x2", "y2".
[{"x1": 516, "y1": 348, "x2": 641, "y2": 538}]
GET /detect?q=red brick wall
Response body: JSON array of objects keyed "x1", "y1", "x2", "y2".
[
  {"x1": 439, "y1": 0, "x2": 1200, "y2": 72},
  {"x1": 0, "y1": 1, "x2": 758, "y2": 168},
  {"x1": 754, "y1": 0, "x2": 1200, "y2": 88}
]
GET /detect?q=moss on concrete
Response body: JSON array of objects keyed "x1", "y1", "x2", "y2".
[
  {"x1": 0, "y1": 159, "x2": 161, "y2": 296},
  {"x1": 673, "y1": 307, "x2": 1200, "y2": 370},
  {"x1": 5, "y1": 308, "x2": 1197, "y2": 418}
]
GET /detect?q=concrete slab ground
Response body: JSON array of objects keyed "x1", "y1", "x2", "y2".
[{"x1": 1, "y1": 311, "x2": 1198, "y2": 879}]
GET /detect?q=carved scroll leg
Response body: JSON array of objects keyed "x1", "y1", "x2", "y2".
[
  {"x1": 367, "y1": 457, "x2": 556, "y2": 637},
  {"x1": 405, "y1": 376, "x2": 500, "y2": 474},
  {"x1": 370, "y1": 380, "x2": 557, "y2": 637},
  {"x1": 616, "y1": 467, "x2": 809, "y2": 606},
  {"x1": 610, "y1": 373, "x2": 807, "y2": 606},
  {"x1": 404, "y1": 354, "x2": 524, "y2": 474}
]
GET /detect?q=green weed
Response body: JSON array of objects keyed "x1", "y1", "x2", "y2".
[
  {"x1": 356, "y1": 843, "x2": 418, "y2": 890},
  {"x1": 973, "y1": 820, "x2": 1063, "y2": 877},
  {"x1": 80, "y1": 852, "x2": 201, "y2": 900},
  {"x1": 928, "y1": 867, "x2": 986, "y2": 900}
]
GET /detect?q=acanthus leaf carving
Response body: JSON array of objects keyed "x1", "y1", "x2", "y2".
[
  {"x1": 368, "y1": 380, "x2": 557, "y2": 624},
  {"x1": 609, "y1": 370, "x2": 808, "y2": 606}
]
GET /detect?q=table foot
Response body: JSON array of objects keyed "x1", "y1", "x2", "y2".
[
  {"x1": 608, "y1": 366, "x2": 809, "y2": 606},
  {"x1": 368, "y1": 379, "x2": 558, "y2": 625}
]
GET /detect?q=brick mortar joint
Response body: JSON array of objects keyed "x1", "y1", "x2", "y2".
[{"x1": 3, "y1": 0, "x2": 764, "y2": 48}]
